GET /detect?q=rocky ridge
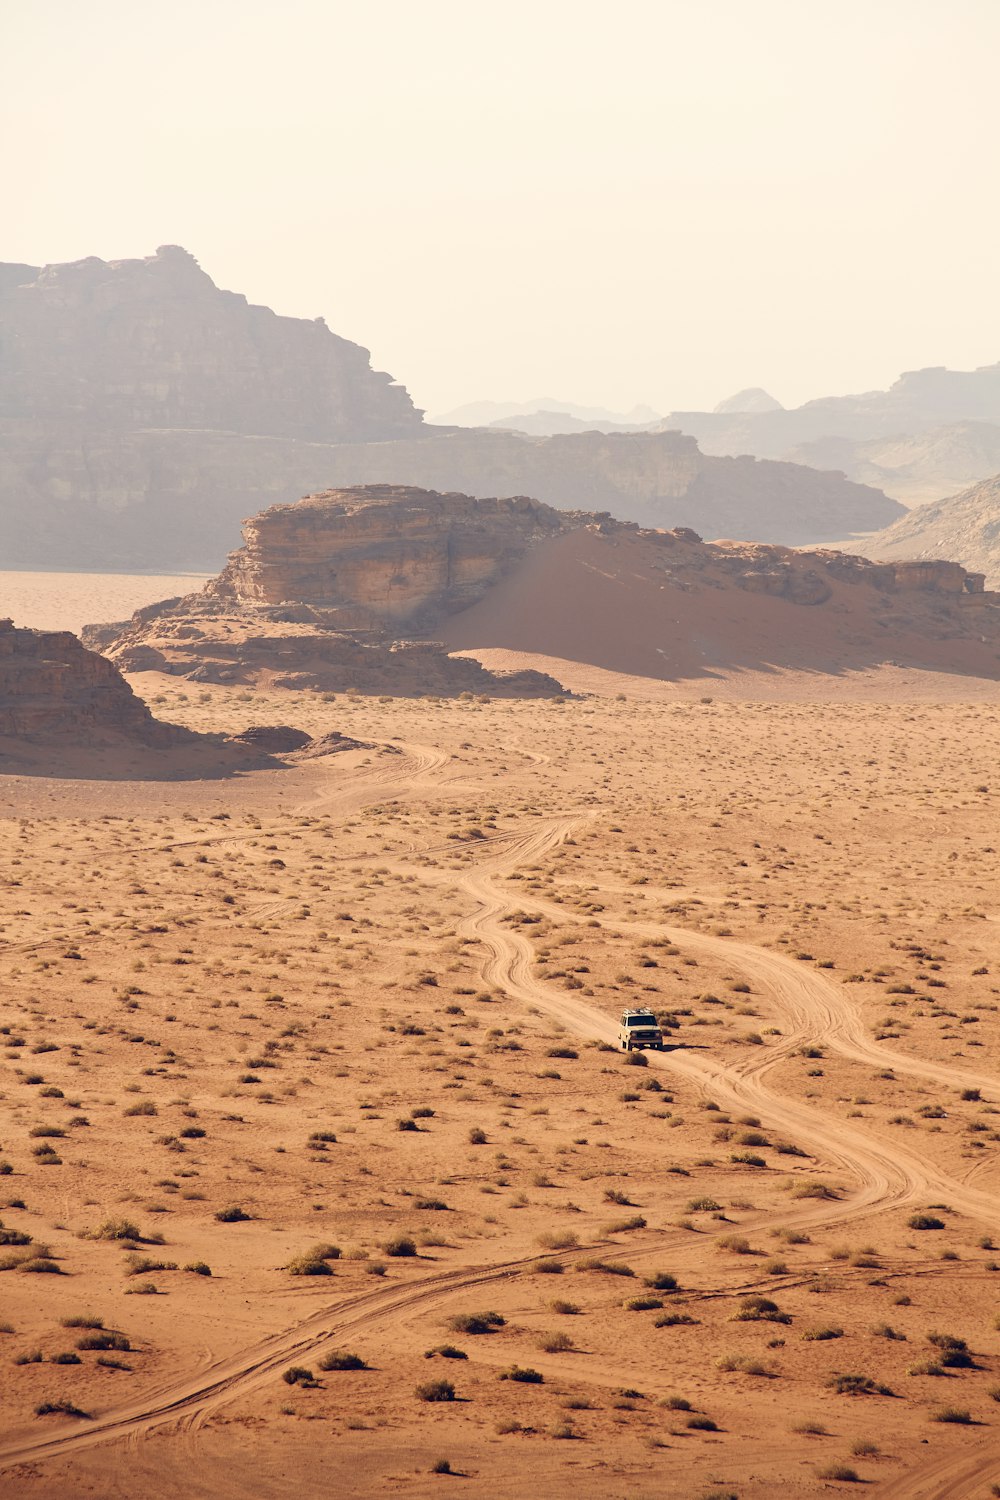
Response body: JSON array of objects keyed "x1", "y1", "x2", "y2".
[
  {"x1": 865, "y1": 473, "x2": 1000, "y2": 587},
  {"x1": 82, "y1": 485, "x2": 997, "y2": 693},
  {"x1": 0, "y1": 248, "x2": 901, "y2": 569}
]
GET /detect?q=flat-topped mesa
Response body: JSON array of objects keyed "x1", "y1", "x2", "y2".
[
  {"x1": 0, "y1": 246, "x2": 420, "y2": 441},
  {"x1": 201, "y1": 484, "x2": 571, "y2": 630},
  {"x1": 0, "y1": 618, "x2": 180, "y2": 746}
]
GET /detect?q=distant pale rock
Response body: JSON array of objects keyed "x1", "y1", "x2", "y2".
[
  {"x1": 713, "y1": 388, "x2": 784, "y2": 414},
  {"x1": 864, "y1": 472, "x2": 1000, "y2": 587}
]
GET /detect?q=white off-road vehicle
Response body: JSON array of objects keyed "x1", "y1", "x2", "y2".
[{"x1": 618, "y1": 1007, "x2": 664, "y2": 1051}]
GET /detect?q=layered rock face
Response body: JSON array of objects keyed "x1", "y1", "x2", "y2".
[
  {"x1": 83, "y1": 485, "x2": 996, "y2": 694},
  {"x1": 0, "y1": 246, "x2": 419, "y2": 440},
  {"x1": 0, "y1": 247, "x2": 901, "y2": 568},
  {"x1": 276, "y1": 429, "x2": 902, "y2": 547},
  {"x1": 84, "y1": 486, "x2": 567, "y2": 697},
  {"x1": 205, "y1": 485, "x2": 568, "y2": 628},
  {"x1": 0, "y1": 618, "x2": 180, "y2": 745},
  {"x1": 0, "y1": 248, "x2": 422, "y2": 568}
]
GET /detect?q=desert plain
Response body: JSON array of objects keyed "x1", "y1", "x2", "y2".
[{"x1": 1, "y1": 645, "x2": 1000, "y2": 1500}]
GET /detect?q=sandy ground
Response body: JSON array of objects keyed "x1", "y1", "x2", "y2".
[
  {"x1": 2, "y1": 665, "x2": 1000, "y2": 1499},
  {"x1": 0, "y1": 573, "x2": 211, "y2": 636}
]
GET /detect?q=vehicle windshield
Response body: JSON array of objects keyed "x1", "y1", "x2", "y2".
[{"x1": 625, "y1": 1015, "x2": 656, "y2": 1027}]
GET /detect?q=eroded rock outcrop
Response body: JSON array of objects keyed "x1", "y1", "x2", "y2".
[
  {"x1": 0, "y1": 618, "x2": 182, "y2": 745},
  {"x1": 84, "y1": 485, "x2": 999, "y2": 694},
  {"x1": 84, "y1": 487, "x2": 567, "y2": 696},
  {"x1": 203, "y1": 485, "x2": 568, "y2": 628}
]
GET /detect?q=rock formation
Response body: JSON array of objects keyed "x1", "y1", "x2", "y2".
[
  {"x1": 243, "y1": 429, "x2": 901, "y2": 547},
  {"x1": 202, "y1": 485, "x2": 567, "y2": 628},
  {"x1": 83, "y1": 485, "x2": 999, "y2": 693},
  {"x1": 83, "y1": 487, "x2": 567, "y2": 697},
  {"x1": 0, "y1": 618, "x2": 183, "y2": 746},
  {"x1": 0, "y1": 248, "x2": 901, "y2": 569},
  {"x1": 0, "y1": 246, "x2": 419, "y2": 441},
  {"x1": 864, "y1": 473, "x2": 1000, "y2": 587}
]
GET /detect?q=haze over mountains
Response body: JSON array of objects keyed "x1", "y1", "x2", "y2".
[
  {"x1": 0, "y1": 248, "x2": 902, "y2": 571},
  {"x1": 442, "y1": 365, "x2": 1000, "y2": 508}
]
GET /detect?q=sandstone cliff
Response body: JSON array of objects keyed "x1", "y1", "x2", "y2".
[
  {"x1": 0, "y1": 246, "x2": 419, "y2": 440},
  {"x1": 262, "y1": 428, "x2": 902, "y2": 548},
  {"x1": 0, "y1": 248, "x2": 901, "y2": 569},
  {"x1": 84, "y1": 485, "x2": 998, "y2": 694},
  {"x1": 83, "y1": 487, "x2": 567, "y2": 697},
  {"x1": 0, "y1": 618, "x2": 181, "y2": 746}
]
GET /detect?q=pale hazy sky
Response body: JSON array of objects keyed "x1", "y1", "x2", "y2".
[{"x1": 4, "y1": 0, "x2": 999, "y2": 416}]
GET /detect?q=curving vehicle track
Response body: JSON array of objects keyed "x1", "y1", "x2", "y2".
[{"x1": 3, "y1": 802, "x2": 1000, "y2": 1495}]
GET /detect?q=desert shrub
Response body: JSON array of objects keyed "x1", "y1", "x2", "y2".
[
  {"x1": 645, "y1": 1271, "x2": 679, "y2": 1291},
  {"x1": 655, "y1": 1313, "x2": 698, "y2": 1327},
  {"x1": 425, "y1": 1345, "x2": 467, "y2": 1360},
  {"x1": 415, "y1": 1199, "x2": 449, "y2": 1211},
  {"x1": 184, "y1": 1261, "x2": 212, "y2": 1276},
  {"x1": 50, "y1": 1351, "x2": 82, "y2": 1365},
  {"x1": 448, "y1": 1311, "x2": 505, "y2": 1335},
  {"x1": 286, "y1": 1255, "x2": 333, "y2": 1276},
  {"x1": 549, "y1": 1299, "x2": 579, "y2": 1315},
  {"x1": 215, "y1": 1206, "x2": 250, "y2": 1223},
  {"x1": 575, "y1": 1257, "x2": 634, "y2": 1277},
  {"x1": 791, "y1": 1181, "x2": 838, "y2": 1200},
  {"x1": 932, "y1": 1406, "x2": 972, "y2": 1423},
  {"x1": 716, "y1": 1235, "x2": 752, "y2": 1255},
  {"x1": 282, "y1": 1366, "x2": 316, "y2": 1386},
  {"x1": 687, "y1": 1197, "x2": 721, "y2": 1212},
  {"x1": 536, "y1": 1231, "x2": 578, "y2": 1251},
  {"x1": 384, "y1": 1234, "x2": 417, "y2": 1258},
  {"x1": 35, "y1": 1400, "x2": 88, "y2": 1418},
  {"x1": 827, "y1": 1373, "x2": 890, "y2": 1396},
  {"x1": 124, "y1": 1254, "x2": 176, "y2": 1277},
  {"x1": 431, "y1": 1459, "x2": 452, "y2": 1474},
  {"x1": 686, "y1": 1415, "x2": 718, "y2": 1430},
  {"x1": 77, "y1": 1332, "x2": 130, "y2": 1352},
  {"x1": 535, "y1": 1258, "x2": 565, "y2": 1274},
  {"x1": 123, "y1": 1101, "x2": 157, "y2": 1117},
  {"x1": 605, "y1": 1215, "x2": 646, "y2": 1233},
  {"x1": 732, "y1": 1295, "x2": 789, "y2": 1324},
  {"x1": 416, "y1": 1379, "x2": 455, "y2": 1402},
  {"x1": 90, "y1": 1217, "x2": 141, "y2": 1241},
  {"x1": 908, "y1": 1214, "x2": 945, "y2": 1231},
  {"x1": 499, "y1": 1365, "x2": 543, "y2": 1383},
  {"x1": 818, "y1": 1465, "x2": 859, "y2": 1482},
  {"x1": 716, "y1": 1355, "x2": 771, "y2": 1376},
  {"x1": 468, "y1": 1128, "x2": 487, "y2": 1145},
  {"x1": 538, "y1": 1331, "x2": 573, "y2": 1353},
  {"x1": 802, "y1": 1326, "x2": 844, "y2": 1341},
  {"x1": 624, "y1": 1295, "x2": 663, "y2": 1312},
  {"x1": 318, "y1": 1351, "x2": 366, "y2": 1370}
]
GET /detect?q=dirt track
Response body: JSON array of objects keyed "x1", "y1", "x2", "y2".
[{"x1": 4, "y1": 770, "x2": 1000, "y2": 1497}]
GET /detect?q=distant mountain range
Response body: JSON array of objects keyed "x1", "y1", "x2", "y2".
[
  {"x1": 440, "y1": 367, "x2": 1000, "y2": 507},
  {"x1": 0, "y1": 249, "x2": 901, "y2": 570}
]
